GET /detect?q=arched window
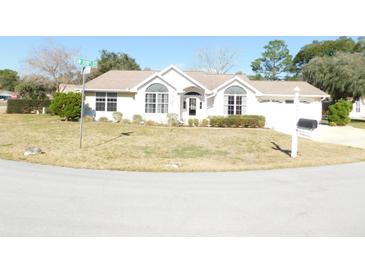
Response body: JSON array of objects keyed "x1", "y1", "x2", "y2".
[
  {"x1": 145, "y1": 83, "x2": 169, "y2": 113},
  {"x1": 224, "y1": 86, "x2": 247, "y2": 115}
]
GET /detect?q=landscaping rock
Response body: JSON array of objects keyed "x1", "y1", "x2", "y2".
[
  {"x1": 24, "y1": 147, "x2": 44, "y2": 156},
  {"x1": 164, "y1": 161, "x2": 182, "y2": 168}
]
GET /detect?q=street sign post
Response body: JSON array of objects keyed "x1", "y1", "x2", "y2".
[{"x1": 77, "y1": 58, "x2": 97, "y2": 148}]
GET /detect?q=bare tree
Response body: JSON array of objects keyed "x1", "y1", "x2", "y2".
[
  {"x1": 196, "y1": 47, "x2": 239, "y2": 74},
  {"x1": 25, "y1": 42, "x2": 79, "y2": 92}
]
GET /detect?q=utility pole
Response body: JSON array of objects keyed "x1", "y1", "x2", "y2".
[{"x1": 291, "y1": 86, "x2": 300, "y2": 158}]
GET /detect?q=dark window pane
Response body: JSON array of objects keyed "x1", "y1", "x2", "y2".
[
  {"x1": 96, "y1": 92, "x2": 106, "y2": 97},
  {"x1": 107, "y1": 93, "x2": 117, "y2": 111},
  {"x1": 157, "y1": 94, "x2": 168, "y2": 113},
  {"x1": 96, "y1": 102, "x2": 105, "y2": 111},
  {"x1": 96, "y1": 92, "x2": 106, "y2": 111},
  {"x1": 145, "y1": 93, "x2": 156, "y2": 113}
]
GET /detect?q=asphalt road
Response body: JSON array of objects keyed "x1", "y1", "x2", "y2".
[{"x1": 1, "y1": 159, "x2": 365, "y2": 236}]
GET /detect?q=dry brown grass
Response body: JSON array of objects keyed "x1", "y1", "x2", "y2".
[
  {"x1": 350, "y1": 119, "x2": 365, "y2": 129},
  {"x1": 1, "y1": 114, "x2": 365, "y2": 171}
]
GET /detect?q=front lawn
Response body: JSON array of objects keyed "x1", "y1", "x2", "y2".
[
  {"x1": 1, "y1": 114, "x2": 365, "y2": 171},
  {"x1": 350, "y1": 119, "x2": 365, "y2": 129}
]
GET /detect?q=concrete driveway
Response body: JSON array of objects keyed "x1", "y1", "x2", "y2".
[
  {"x1": 311, "y1": 125, "x2": 365, "y2": 149},
  {"x1": 1, "y1": 159, "x2": 365, "y2": 236}
]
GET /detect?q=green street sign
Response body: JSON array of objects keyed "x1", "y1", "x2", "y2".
[
  {"x1": 89, "y1": 60, "x2": 97, "y2": 68},
  {"x1": 77, "y1": 58, "x2": 97, "y2": 68}
]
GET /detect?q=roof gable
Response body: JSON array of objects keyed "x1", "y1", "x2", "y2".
[
  {"x1": 134, "y1": 74, "x2": 177, "y2": 90},
  {"x1": 212, "y1": 76, "x2": 263, "y2": 96},
  {"x1": 160, "y1": 65, "x2": 209, "y2": 91},
  {"x1": 185, "y1": 71, "x2": 250, "y2": 90}
]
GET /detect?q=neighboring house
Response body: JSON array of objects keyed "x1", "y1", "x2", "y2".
[
  {"x1": 350, "y1": 98, "x2": 365, "y2": 120},
  {"x1": 59, "y1": 84, "x2": 81, "y2": 93},
  {"x1": 82, "y1": 65, "x2": 329, "y2": 133},
  {"x1": 0, "y1": 90, "x2": 17, "y2": 100}
]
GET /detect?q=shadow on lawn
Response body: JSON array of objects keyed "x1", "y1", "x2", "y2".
[
  {"x1": 271, "y1": 142, "x2": 291, "y2": 157},
  {"x1": 94, "y1": 131, "x2": 134, "y2": 147}
]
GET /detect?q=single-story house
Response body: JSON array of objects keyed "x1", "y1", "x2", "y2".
[
  {"x1": 59, "y1": 84, "x2": 81, "y2": 93},
  {"x1": 82, "y1": 65, "x2": 329, "y2": 133},
  {"x1": 0, "y1": 90, "x2": 17, "y2": 100},
  {"x1": 350, "y1": 98, "x2": 365, "y2": 120}
]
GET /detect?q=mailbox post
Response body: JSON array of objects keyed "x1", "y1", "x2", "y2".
[{"x1": 291, "y1": 87, "x2": 300, "y2": 158}]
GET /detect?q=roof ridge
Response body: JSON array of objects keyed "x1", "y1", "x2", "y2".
[
  {"x1": 184, "y1": 70, "x2": 246, "y2": 76},
  {"x1": 250, "y1": 80, "x2": 308, "y2": 83},
  {"x1": 107, "y1": 69, "x2": 159, "y2": 72}
]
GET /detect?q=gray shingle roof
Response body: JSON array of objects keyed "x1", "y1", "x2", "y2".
[
  {"x1": 250, "y1": 81, "x2": 329, "y2": 96},
  {"x1": 85, "y1": 70, "x2": 156, "y2": 90},
  {"x1": 184, "y1": 71, "x2": 250, "y2": 90}
]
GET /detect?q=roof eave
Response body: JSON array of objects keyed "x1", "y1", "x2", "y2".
[
  {"x1": 83, "y1": 88, "x2": 136, "y2": 93},
  {"x1": 258, "y1": 93, "x2": 330, "y2": 98}
]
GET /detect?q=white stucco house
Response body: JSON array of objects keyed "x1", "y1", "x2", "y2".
[
  {"x1": 350, "y1": 98, "x2": 365, "y2": 120},
  {"x1": 82, "y1": 65, "x2": 329, "y2": 133}
]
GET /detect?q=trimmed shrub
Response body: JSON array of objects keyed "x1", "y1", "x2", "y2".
[
  {"x1": 327, "y1": 99, "x2": 353, "y2": 126},
  {"x1": 132, "y1": 114, "x2": 143, "y2": 124},
  {"x1": 209, "y1": 115, "x2": 266, "y2": 128},
  {"x1": 209, "y1": 116, "x2": 225, "y2": 127},
  {"x1": 188, "y1": 118, "x2": 194, "y2": 127},
  {"x1": 7, "y1": 99, "x2": 51, "y2": 114},
  {"x1": 167, "y1": 113, "x2": 178, "y2": 127},
  {"x1": 200, "y1": 119, "x2": 209, "y2": 127},
  {"x1": 122, "y1": 119, "x2": 131, "y2": 124},
  {"x1": 112, "y1": 112, "x2": 123, "y2": 122},
  {"x1": 145, "y1": 120, "x2": 156, "y2": 126},
  {"x1": 49, "y1": 92, "x2": 81, "y2": 121},
  {"x1": 193, "y1": 118, "x2": 199, "y2": 127},
  {"x1": 98, "y1": 116, "x2": 109, "y2": 122},
  {"x1": 83, "y1": 115, "x2": 94, "y2": 122}
]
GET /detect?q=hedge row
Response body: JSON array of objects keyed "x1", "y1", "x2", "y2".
[
  {"x1": 209, "y1": 115, "x2": 266, "y2": 128},
  {"x1": 7, "y1": 99, "x2": 51, "y2": 114}
]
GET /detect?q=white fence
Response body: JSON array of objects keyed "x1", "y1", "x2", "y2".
[
  {"x1": 257, "y1": 101, "x2": 322, "y2": 134},
  {"x1": 0, "y1": 101, "x2": 7, "y2": 114}
]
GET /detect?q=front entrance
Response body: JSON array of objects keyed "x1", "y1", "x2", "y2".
[
  {"x1": 189, "y1": 98, "x2": 197, "y2": 116},
  {"x1": 181, "y1": 91, "x2": 204, "y2": 123}
]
